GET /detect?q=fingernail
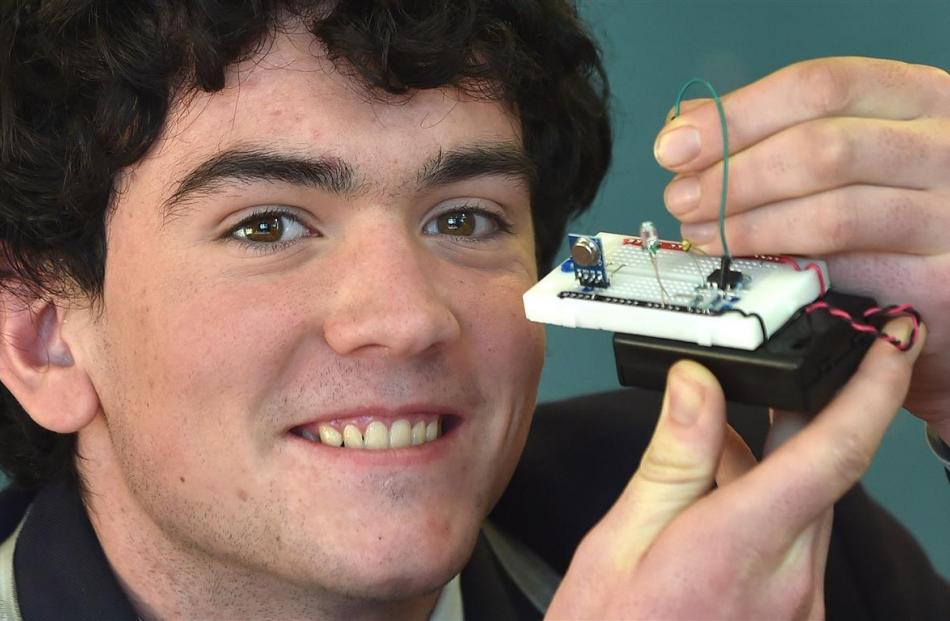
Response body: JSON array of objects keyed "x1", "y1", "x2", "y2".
[
  {"x1": 664, "y1": 176, "x2": 701, "y2": 215},
  {"x1": 668, "y1": 371, "x2": 704, "y2": 426},
  {"x1": 883, "y1": 317, "x2": 914, "y2": 347},
  {"x1": 665, "y1": 106, "x2": 678, "y2": 123},
  {"x1": 680, "y1": 222, "x2": 717, "y2": 245},
  {"x1": 654, "y1": 126, "x2": 702, "y2": 167}
]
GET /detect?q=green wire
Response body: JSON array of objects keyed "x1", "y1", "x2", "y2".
[{"x1": 671, "y1": 79, "x2": 731, "y2": 259}]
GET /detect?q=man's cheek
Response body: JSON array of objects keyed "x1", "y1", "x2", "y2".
[
  {"x1": 144, "y1": 287, "x2": 305, "y2": 408},
  {"x1": 476, "y1": 299, "x2": 545, "y2": 381}
]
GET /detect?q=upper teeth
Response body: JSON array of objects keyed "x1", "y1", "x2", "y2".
[{"x1": 299, "y1": 418, "x2": 442, "y2": 450}]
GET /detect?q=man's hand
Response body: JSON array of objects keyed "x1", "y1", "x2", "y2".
[
  {"x1": 652, "y1": 57, "x2": 950, "y2": 440},
  {"x1": 546, "y1": 319, "x2": 924, "y2": 620}
]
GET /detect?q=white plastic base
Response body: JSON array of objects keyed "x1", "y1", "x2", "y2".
[{"x1": 524, "y1": 232, "x2": 827, "y2": 350}]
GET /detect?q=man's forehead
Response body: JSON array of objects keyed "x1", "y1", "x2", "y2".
[
  {"x1": 163, "y1": 27, "x2": 517, "y2": 143},
  {"x1": 140, "y1": 31, "x2": 523, "y2": 208}
]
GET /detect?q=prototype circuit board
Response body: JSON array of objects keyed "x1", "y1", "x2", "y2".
[{"x1": 524, "y1": 232, "x2": 828, "y2": 350}]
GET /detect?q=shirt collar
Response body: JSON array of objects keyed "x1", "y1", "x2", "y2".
[
  {"x1": 14, "y1": 473, "x2": 138, "y2": 621},
  {"x1": 429, "y1": 573, "x2": 464, "y2": 621}
]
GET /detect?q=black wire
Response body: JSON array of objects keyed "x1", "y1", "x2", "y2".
[
  {"x1": 718, "y1": 256, "x2": 732, "y2": 290},
  {"x1": 710, "y1": 307, "x2": 768, "y2": 345},
  {"x1": 802, "y1": 300, "x2": 922, "y2": 352}
]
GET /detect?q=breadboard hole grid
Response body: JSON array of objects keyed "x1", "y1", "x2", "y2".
[
  {"x1": 524, "y1": 232, "x2": 826, "y2": 349},
  {"x1": 583, "y1": 238, "x2": 782, "y2": 307}
]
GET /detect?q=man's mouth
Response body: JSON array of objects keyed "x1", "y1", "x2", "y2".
[{"x1": 290, "y1": 415, "x2": 450, "y2": 450}]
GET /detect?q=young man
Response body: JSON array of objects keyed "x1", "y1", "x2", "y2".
[{"x1": 1, "y1": 2, "x2": 948, "y2": 619}]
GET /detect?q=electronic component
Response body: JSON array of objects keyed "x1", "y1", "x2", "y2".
[
  {"x1": 702, "y1": 254, "x2": 743, "y2": 290},
  {"x1": 639, "y1": 221, "x2": 660, "y2": 254},
  {"x1": 706, "y1": 267, "x2": 744, "y2": 290},
  {"x1": 568, "y1": 234, "x2": 610, "y2": 288},
  {"x1": 571, "y1": 236, "x2": 601, "y2": 265},
  {"x1": 525, "y1": 232, "x2": 825, "y2": 350}
]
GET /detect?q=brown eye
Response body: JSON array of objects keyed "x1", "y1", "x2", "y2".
[
  {"x1": 231, "y1": 211, "x2": 310, "y2": 248},
  {"x1": 436, "y1": 211, "x2": 476, "y2": 236},
  {"x1": 241, "y1": 215, "x2": 282, "y2": 242},
  {"x1": 423, "y1": 206, "x2": 510, "y2": 241}
]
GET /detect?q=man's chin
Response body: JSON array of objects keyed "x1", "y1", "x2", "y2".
[{"x1": 302, "y1": 526, "x2": 479, "y2": 603}]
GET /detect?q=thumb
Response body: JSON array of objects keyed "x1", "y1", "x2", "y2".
[{"x1": 608, "y1": 360, "x2": 728, "y2": 559}]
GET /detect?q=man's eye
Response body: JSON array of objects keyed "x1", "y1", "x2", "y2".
[
  {"x1": 231, "y1": 211, "x2": 310, "y2": 245},
  {"x1": 424, "y1": 208, "x2": 510, "y2": 239}
]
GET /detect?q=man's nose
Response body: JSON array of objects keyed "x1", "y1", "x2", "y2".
[{"x1": 322, "y1": 233, "x2": 462, "y2": 358}]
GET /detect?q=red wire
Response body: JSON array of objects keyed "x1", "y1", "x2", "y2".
[
  {"x1": 805, "y1": 301, "x2": 920, "y2": 351},
  {"x1": 803, "y1": 263, "x2": 826, "y2": 296},
  {"x1": 776, "y1": 256, "x2": 827, "y2": 295}
]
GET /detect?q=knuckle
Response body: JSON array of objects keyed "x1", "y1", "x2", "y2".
[
  {"x1": 635, "y1": 444, "x2": 708, "y2": 486},
  {"x1": 795, "y1": 60, "x2": 853, "y2": 116},
  {"x1": 806, "y1": 121, "x2": 853, "y2": 182},
  {"x1": 827, "y1": 429, "x2": 873, "y2": 481}
]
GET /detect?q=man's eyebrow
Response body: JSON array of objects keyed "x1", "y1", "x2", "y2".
[
  {"x1": 163, "y1": 149, "x2": 357, "y2": 221},
  {"x1": 417, "y1": 142, "x2": 537, "y2": 189}
]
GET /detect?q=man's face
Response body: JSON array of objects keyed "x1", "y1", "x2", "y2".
[{"x1": 71, "y1": 30, "x2": 545, "y2": 600}]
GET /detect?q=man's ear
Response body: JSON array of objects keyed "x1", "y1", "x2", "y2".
[{"x1": 0, "y1": 292, "x2": 99, "y2": 433}]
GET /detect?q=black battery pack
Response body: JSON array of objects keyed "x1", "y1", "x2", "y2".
[{"x1": 612, "y1": 290, "x2": 879, "y2": 413}]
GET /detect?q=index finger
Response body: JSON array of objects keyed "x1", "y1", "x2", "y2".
[
  {"x1": 713, "y1": 318, "x2": 926, "y2": 549},
  {"x1": 655, "y1": 57, "x2": 950, "y2": 172}
]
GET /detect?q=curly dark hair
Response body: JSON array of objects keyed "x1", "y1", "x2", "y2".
[{"x1": 0, "y1": 0, "x2": 611, "y2": 490}]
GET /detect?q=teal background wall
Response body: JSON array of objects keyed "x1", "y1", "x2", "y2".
[{"x1": 537, "y1": 0, "x2": 950, "y2": 578}]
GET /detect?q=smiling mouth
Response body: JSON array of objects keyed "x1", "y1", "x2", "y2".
[{"x1": 290, "y1": 415, "x2": 457, "y2": 450}]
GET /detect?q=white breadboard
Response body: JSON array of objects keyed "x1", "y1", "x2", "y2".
[{"x1": 524, "y1": 232, "x2": 828, "y2": 350}]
